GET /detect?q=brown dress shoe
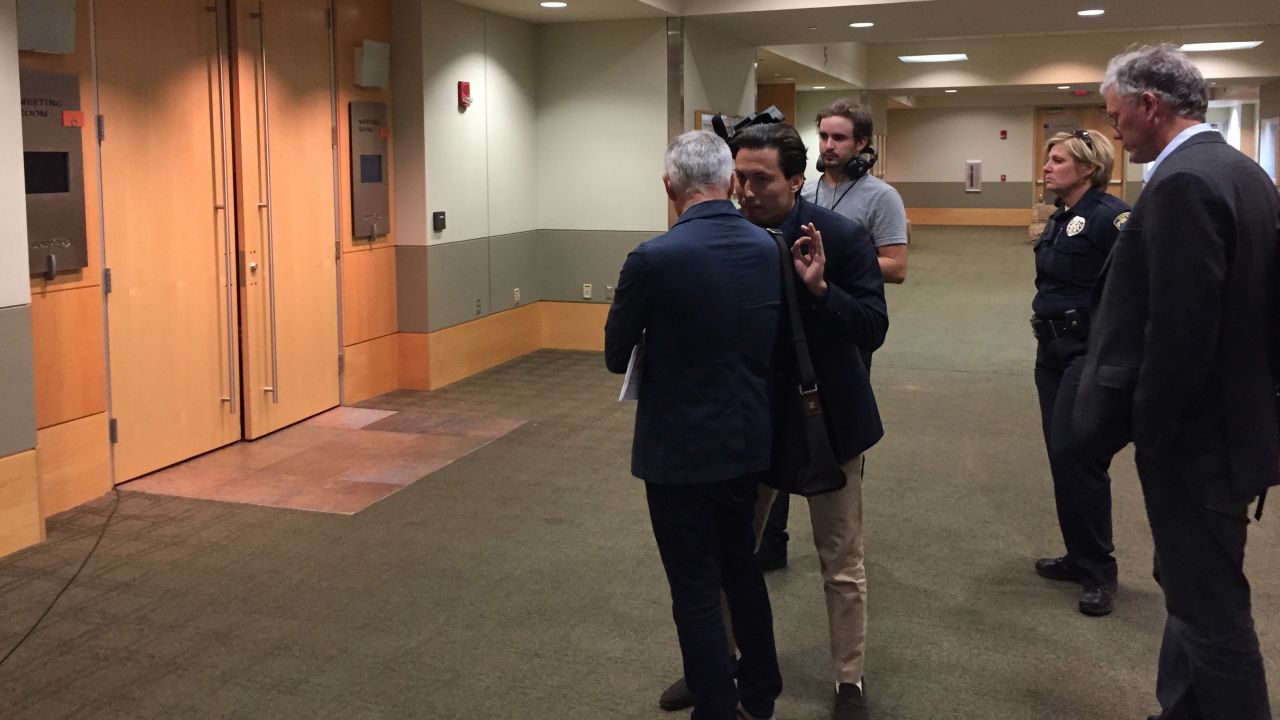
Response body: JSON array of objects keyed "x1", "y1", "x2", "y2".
[{"x1": 659, "y1": 676, "x2": 693, "y2": 711}]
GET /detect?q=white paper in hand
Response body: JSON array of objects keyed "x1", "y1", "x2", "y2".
[{"x1": 619, "y1": 340, "x2": 644, "y2": 401}]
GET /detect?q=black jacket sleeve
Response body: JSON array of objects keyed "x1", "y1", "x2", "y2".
[{"x1": 604, "y1": 244, "x2": 651, "y2": 374}]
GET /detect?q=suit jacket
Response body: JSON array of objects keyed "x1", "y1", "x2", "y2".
[
  {"x1": 604, "y1": 199, "x2": 782, "y2": 485},
  {"x1": 776, "y1": 196, "x2": 888, "y2": 463},
  {"x1": 1075, "y1": 131, "x2": 1280, "y2": 502}
]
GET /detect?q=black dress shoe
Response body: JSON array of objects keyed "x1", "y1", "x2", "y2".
[
  {"x1": 659, "y1": 676, "x2": 693, "y2": 711},
  {"x1": 833, "y1": 682, "x2": 869, "y2": 720},
  {"x1": 1034, "y1": 556, "x2": 1080, "y2": 582},
  {"x1": 1079, "y1": 582, "x2": 1117, "y2": 616}
]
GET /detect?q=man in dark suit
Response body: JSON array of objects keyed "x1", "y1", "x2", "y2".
[
  {"x1": 655, "y1": 123, "x2": 887, "y2": 720},
  {"x1": 1076, "y1": 44, "x2": 1279, "y2": 720},
  {"x1": 605, "y1": 130, "x2": 783, "y2": 720}
]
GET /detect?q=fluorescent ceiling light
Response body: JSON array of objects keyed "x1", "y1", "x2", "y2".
[
  {"x1": 1057, "y1": 85, "x2": 1071, "y2": 89},
  {"x1": 850, "y1": 22, "x2": 874, "y2": 28},
  {"x1": 1077, "y1": 9, "x2": 1105, "y2": 16},
  {"x1": 1181, "y1": 41, "x2": 1263, "y2": 52},
  {"x1": 539, "y1": 1, "x2": 566, "y2": 6},
  {"x1": 813, "y1": 86, "x2": 827, "y2": 90},
  {"x1": 945, "y1": 89, "x2": 958, "y2": 93},
  {"x1": 898, "y1": 53, "x2": 968, "y2": 63}
]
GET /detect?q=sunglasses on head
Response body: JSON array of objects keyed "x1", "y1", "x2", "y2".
[{"x1": 1071, "y1": 129, "x2": 1094, "y2": 150}]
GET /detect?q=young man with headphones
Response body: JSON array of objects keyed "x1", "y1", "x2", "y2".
[
  {"x1": 756, "y1": 101, "x2": 908, "y2": 573},
  {"x1": 801, "y1": 100, "x2": 908, "y2": 285}
]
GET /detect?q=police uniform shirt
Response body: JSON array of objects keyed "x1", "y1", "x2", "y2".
[{"x1": 1032, "y1": 187, "x2": 1131, "y2": 318}]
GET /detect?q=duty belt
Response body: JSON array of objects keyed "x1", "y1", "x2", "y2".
[{"x1": 1030, "y1": 314, "x2": 1088, "y2": 340}]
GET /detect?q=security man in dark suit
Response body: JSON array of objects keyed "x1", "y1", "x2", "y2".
[
  {"x1": 1030, "y1": 129, "x2": 1131, "y2": 616},
  {"x1": 1076, "y1": 44, "x2": 1279, "y2": 720},
  {"x1": 605, "y1": 130, "x2": 783, "y2": 720}
]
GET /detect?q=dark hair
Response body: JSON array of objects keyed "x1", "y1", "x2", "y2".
[
  {"x1": 815, "y1": 99, "x2": 874, "y2": 142},
  {"x1": 730, "y1": 123, "x2": 808, "y2": 179}
]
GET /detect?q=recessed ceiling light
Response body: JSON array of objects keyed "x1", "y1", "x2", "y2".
[
  {"x1": 898, "y1": 53, "x2": 968, "y2": 63},
  {"x1": 945, "y1": 89, "x2": 958, "y2": 93},
  {"x1": 808, "y1": 26, "x2": 817, "y2": 30},
  {"x1": 1181, "y1": 41, "x2": 1263, "y2": 52},
  {"x1": 1057, "y1": 85, "x2": 1071, "y2": 89},
  {"x1": 850, "y1": 22, "x2": 874, "y2": 28},
  {"x1": 540, "y1": 1, "x2": 566, "y2": 6},
  {"x1": 1077, "y1": 9, "x2": 1105, "y2": 16},
  {"x1": 813, "y1": 86, "x2": 827, "y2": 90}
]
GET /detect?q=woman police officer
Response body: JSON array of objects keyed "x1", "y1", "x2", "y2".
[{"x1": 1030, "y1": 129, "x2": 1131, "y2": 617}]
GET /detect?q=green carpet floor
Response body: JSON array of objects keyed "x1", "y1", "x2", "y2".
[{"x1": 0, "y1": 226, "x2": 1275, "y2": 719}]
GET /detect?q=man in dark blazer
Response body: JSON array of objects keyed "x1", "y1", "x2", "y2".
[
  {"x1": 1076, "y1": 44, "x2": 1279, "y2": 720},
  {"x1": 605, "y1": 130, "x2": 783, "y2": 720}
]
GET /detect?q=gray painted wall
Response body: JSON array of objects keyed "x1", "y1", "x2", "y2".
[
  {"x1": 894, "y1": 181, "x2": 1033, "y2": 209},
  {"x1": 405, "y1": 228, "x2": 658, "y2": 332},
  {"x1": 0, "y1": 305, "x2": 36, "y2": 458}
]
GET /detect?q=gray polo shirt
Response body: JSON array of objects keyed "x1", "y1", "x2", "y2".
[{"x1": 801, "y1": 174, "x2": 908, "y2": 248}]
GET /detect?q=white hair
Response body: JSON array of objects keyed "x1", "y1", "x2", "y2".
[
  {"x1": 1101, "y1": 44, "x2": 1208, "y2": 121},
  {"x1": 664, "y1": 131, "x2": 733, "y2": 197}
]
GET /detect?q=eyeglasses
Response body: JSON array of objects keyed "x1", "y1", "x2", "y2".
[{"x1": 1071, "y1": 129, "x2": 1095, "y2": 149}]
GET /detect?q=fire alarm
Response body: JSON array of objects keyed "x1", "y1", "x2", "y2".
[
  {"x1": 1000, "y1": 174, "x2": 1007, "y2": 182},
  {"x1": 999, "y1": 129, "x2": 1007, "y2": 140},
  {"x1": 458, "y1": 81, "x2": 472, "y2": 109}
]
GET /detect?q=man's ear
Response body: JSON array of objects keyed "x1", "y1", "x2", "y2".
[
  {"x1": 788, "y1": 174, "x2": 805, "y2": 195},
  {"x1": 726, "y1": 175, "x2": 738, "y2": 200},
  {"x1": 663, "y1": 176, "x2": 677, "y2": 202}
]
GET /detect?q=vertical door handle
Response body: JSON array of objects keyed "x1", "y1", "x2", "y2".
[
  {"x1": 251, "y1": 1, "x2": 280, "y2": 404},
  {"x1": 209, "y1": 3, "x2": 237, "y2": 414}
]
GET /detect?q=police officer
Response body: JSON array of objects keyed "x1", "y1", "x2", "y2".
[{"x1": 1030, "y1": 129, "x2": 1131, "y2": 617}]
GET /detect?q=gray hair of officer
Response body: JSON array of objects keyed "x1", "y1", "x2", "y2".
[
  {"x1": 664, "y1": 130, "x2": 734, "y2": 198},
  {"x1": 1101, "y1": 44, "x2": 1208, "y2": 122},
  {"x1": 1044, "y1": 130, "x2": 1116, "y2": 192}
]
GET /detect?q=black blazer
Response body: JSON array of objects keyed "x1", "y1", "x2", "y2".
[
  {"x1": 1075, "y1": 131, "x2": 1280, "y2": 502},
  {"x1": 777, "y1": 196, "x2": 888, "y2": 463},
  {"x1": 604, "y1": 199, "x2": 782, "y2": 485}
]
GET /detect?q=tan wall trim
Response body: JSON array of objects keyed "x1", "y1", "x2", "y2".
[
  {"x1": 0, "y1": 450, "x2": 42, "y2": 558},
  {"x1": 427, "y1": 303, "x2": 543, "y2": 390},
  {"x1": 343, "y1": 333, "x2": 400, "y2": 405},
  {"x1": 36, "y1": 413, "x2": 110, "y2": 518},
  {"x1": 906, "y1": 208, "x2": 1028, "y2": 226},
  {"x1": 398, "y1": 333, "x2": 430, "y2": 390},
  {"x1": 541, "y1": 301, "x2": 608, "y2": 351}
]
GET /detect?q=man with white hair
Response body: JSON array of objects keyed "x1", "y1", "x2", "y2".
[
  {"x1": 605, "y1": 130, "x2": 784, "y2": 720},
  {"x1": 1076, "y1": 44, "x2": 1279, "y2": 720}
]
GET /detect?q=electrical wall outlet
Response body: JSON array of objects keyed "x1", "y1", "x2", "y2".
[
  {"x1": 606, "y1": 284, "x2": 615, "y2": 300},
  {"x1": 582, "y1": 283, "x2": 592, "y2": 300},
  {"x1": 513, "y1": 287, "x2": 521, "y2": 305}
]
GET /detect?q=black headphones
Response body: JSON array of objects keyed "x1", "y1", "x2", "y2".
[{"x1": 816, "y1": 144, "x2": 878, "y2": 181}]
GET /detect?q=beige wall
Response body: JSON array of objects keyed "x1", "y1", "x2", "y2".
[
  {"x1": 536, "y1": 19, "x2": 668, "y2": 231},
  {"x1": 390, "y1": 0, "x2": 426, "y2": 247},
  {"x1": 684, "y1": 19, "x2": 756, "y2": 131},
  {"x1": 1, "y1": 0, "x2": 28, "y2": 309},
  {"x1": 766, "y1": 41, "x2": 867, "y2": 88},
  {"x1": 484, "y1": 13, "x2": 538, "y2": 237},
  {"x1": 886, "y1": 106, "x2": 1034, "y2": 183}
]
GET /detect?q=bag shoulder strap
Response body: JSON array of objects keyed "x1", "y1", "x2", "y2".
[{"x1": 769, "y1": 229, "x2": 818, "y2": 389}]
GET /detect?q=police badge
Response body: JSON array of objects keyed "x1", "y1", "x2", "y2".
[{"x1": 1066, "y1": 216, "x2": 1086, "y2": 237}]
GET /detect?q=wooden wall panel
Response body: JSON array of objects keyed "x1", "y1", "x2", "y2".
[
  {"x1": 398, "y1": 332, "x2": 430, "y2": 390},
  {"x1": 541, "y1": 301, "x2": 608, "y2": 351},
  {"x1": 428, "y1": 304, "x2": 542, "y2": 390},
  {"x1": 343, "y1": 333, "x2": 400, "y2": 404},
  {"x1": 36, "y1": 413, "x2": 110, "y2": 518},
  {"x1": 30, "y1": 285, "x2": 106, "y2": 429},
  {"x1": 905, "y1": 208, "x2": 1028, "y2": 226},
  {"x1": 756, "y1": 82, "x2": 796, "y2": 127},
  {"x1": 342, "y1": 245, "x2": 398, "y2": 345},
  {"x1": 0, "y1": 450, "x2": 42, "y2": 557}
]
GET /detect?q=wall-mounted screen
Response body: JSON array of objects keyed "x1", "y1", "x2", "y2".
[
  {"x1": 360, "y1": 154, "x2": 382, "y2": 184},
  {"x1": 24, "y1": 151, "x2": 70, "y2": 194}
]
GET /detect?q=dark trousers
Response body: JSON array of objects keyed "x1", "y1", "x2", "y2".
[
  {"x1": 1034, "y1": 335, "x2": 1117, "y2": 587},
  {"x1": 646, "y1": 477, "x2": 783, "y2": 720},
  {"x1": 1137, "y1": 451, "x2": 1272, "y2": 720}
]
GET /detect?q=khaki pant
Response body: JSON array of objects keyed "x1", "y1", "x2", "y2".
[{"x1": 748, "y1": 456, "x2": 866, "y2": 685}]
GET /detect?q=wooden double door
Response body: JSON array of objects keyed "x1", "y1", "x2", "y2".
[{"x1": 95, "y1": 0, "x2": 340, "y2": 482}]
